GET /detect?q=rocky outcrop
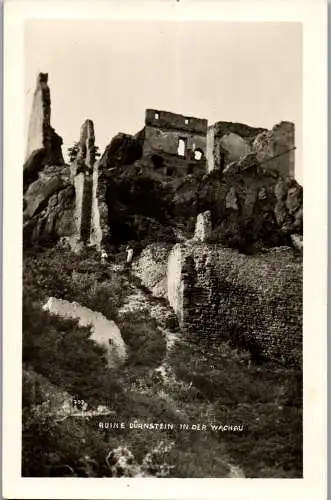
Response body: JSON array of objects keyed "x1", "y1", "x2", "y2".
[
  {"x1": 95, "y1": 125, "x2": 301, "y2": 251},
  {"x1": 23, "y1": 165, "x2": 70, "y2": 220},
  {"x1": 43, "y1": 297, "x2": 127, "y2": 367},
  {"x1": 88, "y1": 132, "x2": 143, "y2": 251},
  {"x1": 23, "y1": 76, "x2": 301, "y2": 255},
  {"x1": 23, "y1": 172, "x2": 76, "y2": 246},
  {"x1": 23, "y1": 73, "x2": 78, "y2": 247},
  {"x1": 99, "y1": 133, "x2": 142, "y2": 170},
  {"x1": 24, "y1": 73, "x2": 64, "y2": 189},
  {"x1": 71, "y1": 119, "x2": 96, "y2": 177},
  {"x1": 198, "y1": 153, "x2": 302, "y2": 251}
]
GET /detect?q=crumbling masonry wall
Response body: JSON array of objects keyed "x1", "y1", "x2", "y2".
[
  {"x1": 143, "y1": 109, "x2": 208, "y2": 176},
  {"x1": 206, "y1": 121, "x2": 295, "y2": 178},
  {"x1": 167, "y1": 242, "x2": 302, "y2": 367}
]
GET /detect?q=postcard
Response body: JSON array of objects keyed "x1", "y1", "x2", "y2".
[{"x1": 2, "y1": 0, "x2": 327, "y2": 499}]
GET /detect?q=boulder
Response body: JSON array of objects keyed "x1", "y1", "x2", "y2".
[
  {"x1": 23, "y1": 185, "x2": 76, "y2": 245},
  {"x1": 99, "y1": 132, "x2": 142, "y2": 170},
  {"x1": 24, "y1": 174, "x2": 65, "y2": 220},
  {"x1": 43, "y1": 297, "x2": 127, "y2": 367}
]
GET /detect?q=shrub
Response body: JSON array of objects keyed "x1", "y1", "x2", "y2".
[
  {"x1": 118, "y1": 312, "x2": 166, "y2": 370},
  {"x1": 23, "y1": 294, "x2": 122, "y2": 405}
]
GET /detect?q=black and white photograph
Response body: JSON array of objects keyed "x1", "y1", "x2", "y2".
[{"x1": 2, "y1": 0, "x2": 327, "y2": 498}]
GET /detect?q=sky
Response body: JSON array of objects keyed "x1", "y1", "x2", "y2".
[{"x1": 25, "y1": 20, "x2": 302, "y2": 181}]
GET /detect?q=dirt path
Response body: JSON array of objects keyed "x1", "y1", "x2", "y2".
[{"x1": 117, "y1": 270, "x2": 246, "y2": 478}]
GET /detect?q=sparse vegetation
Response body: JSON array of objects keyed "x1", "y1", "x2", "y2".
[{"x1": 22, "y1": 246, "x2": 302, "y2": 478}]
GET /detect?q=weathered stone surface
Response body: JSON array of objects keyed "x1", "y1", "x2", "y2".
[
  {"x1": 223, "y1": 152, "x2": 260, "y2": 175},
  {"x1": 252, "y1": 121, "x2": 295, "y2": 177},
  {"x1": 71, "y1": 119, "x2": 96, "y2": 177},
  {"x1": 206, "y1": 121, "x2": 266, "y2": 173},
  {"x1": 193, "y1": 210, "x2": 212, "y2": 242},
  {"x1": 23, "y1": 185, "x2": 76, "y2": 245},
  {"x1": 99, "y1": 133, "x2": 142, "y2": 170},
  {"x1": 23, "y1": 175, "x2": 65, "y2": 220},
  {"x1": 25, "y1": 73, "x2": 64, "y2": 171},
  {"x1": 132, "y1": 243, "x2": 172, "y2": 298},
  {"x1": 90, "y1": 161, "x2": 109, "y2": 249},
  {"x1": 43, "y1": 297, "x2": 127, "y2": 367},
  {"x1": 198, "y1": 153, "x2": 302, "y2": 250},
  {"x1": 166, "y1": 241, "x2": 302, "y2": 366},
  {"x1": 73, "y1": 172, "x2": 93, "y2": 243},
  {"x1": 143, "y1": 109, "x2": 207, "y2": 176},
  {"x1": 291, "y1": 234, "x2": 303, "y2": 251},
  {"x1": 23, "y1": 73, "x2": 73, "y2": 247},
  {"x1": 225, "y1": 187, "x2": 239, "y2": 210}
]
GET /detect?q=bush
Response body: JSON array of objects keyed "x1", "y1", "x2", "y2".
[
  {"x1": 23, "y1": 247, "x2": 128, "y2": 321},
  {"x1": 23, "y1": 294, "x2": 122, "y2": 405},
  {"x1": 118, "y1": 312, "x2": 166, "y2": 370}
]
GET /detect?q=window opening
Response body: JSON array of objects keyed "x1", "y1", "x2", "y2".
[
  {"x1": 177, "y1": 138, "x2": 186, "y2": 157},
  {"x1": 194, "y1": 149, "x2": 203, "y2": 161}
]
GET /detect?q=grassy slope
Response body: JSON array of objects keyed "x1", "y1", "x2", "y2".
[{"x1": 22, "y1": 246, "x2": 302, "y2": 478}]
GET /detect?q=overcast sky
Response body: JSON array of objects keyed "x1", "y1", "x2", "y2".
[{"x1": 25, "y1": 20, "x2": 302, "y2": 181}]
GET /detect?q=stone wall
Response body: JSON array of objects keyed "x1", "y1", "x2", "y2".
[
  {"x1": 166, "y1": 242, "x2": 302, "y2": 366},
  {"x1": 132, "y1": 242, "x2": 172, "y2": 298}
]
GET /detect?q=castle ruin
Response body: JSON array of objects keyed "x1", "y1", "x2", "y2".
[{"x1": 24, "y1": 73, "x2": 299, "y2": 252}]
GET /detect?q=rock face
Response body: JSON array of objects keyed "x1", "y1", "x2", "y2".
[
  {"x1": 23, "y1": 77, "x2": 302, "y2": 255},
  {"x1": 99, "y1": 132, "x2": 143, "y2": 170},
  {"x1": 70, "y1": 120, "x2": 97, "y2": 245},
  {"x1": 43, "y1": 297, "x2": 127, "y2": 367},
  {"x1": 198, "y1": 154, "x2": 302, "y2": 251},
  {"x1": 23, "y1": 74, "x2": 77, "y2": 246}
]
